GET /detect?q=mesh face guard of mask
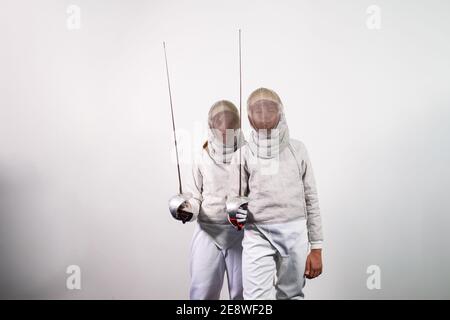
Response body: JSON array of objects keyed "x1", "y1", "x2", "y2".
[
  {"x1": 247, "y1": 88, "x2": 283, "y2": 131},
  {"x1": 208, "y1": 100, "x2": 240, "y2": 147}
]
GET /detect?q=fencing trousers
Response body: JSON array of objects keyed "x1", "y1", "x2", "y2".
[
  {"x1": 242, "y1": 218, "x2": 309, "y2": 300},
  {"x1": 189, "y1": 222, "x2": 244, "y2": 300}
]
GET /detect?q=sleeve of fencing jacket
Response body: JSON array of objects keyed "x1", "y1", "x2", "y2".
[
  {"x1": 228, "y1": 146, "x2": 249, "y2": 199},
  {"x1": 299, "y1": 141, "x2": 324, "y2": 249},
  {"x1": 185, "y1": 158, "x2": 203, "y2": 221}
]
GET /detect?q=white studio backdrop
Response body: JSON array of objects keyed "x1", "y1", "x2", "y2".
[{"x1": 0, "y1": 0, "x2": 449, "y2": 299}]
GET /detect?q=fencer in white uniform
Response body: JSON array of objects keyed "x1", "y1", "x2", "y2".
[
  {"x1": 170, "y1": 100, "x2": 246, "y2": 300},
  {"x1": 227, "y1": 88, "x2": 324, "y2": 300}
]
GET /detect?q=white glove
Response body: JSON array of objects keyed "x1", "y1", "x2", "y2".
[
  {"x1": 226, "y1": 197, "x2": 249, "y2": 230},
  {"x1": 227, "y1": 206, "x2": 248, "y2": 230},
  {"x1": 236, "y1": 207, "x2": 248, "y2": 225}
]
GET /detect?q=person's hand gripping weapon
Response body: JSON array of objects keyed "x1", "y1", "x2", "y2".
[
  {"x1": 226, "y1": 196, "x2": 248, "y2": 230},
  {"x1": 164, "y1": 42, "x2": 194, "y2": 224},
  {"x1": 168, "y1": 193, "x2": 194, "y2": 224}
]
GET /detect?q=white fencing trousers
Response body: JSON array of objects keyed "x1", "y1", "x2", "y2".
[
  {"x1": 242, "y1": 218, "x2": 309, "y2": 300},
  {"x1": 189, "y1": 223, "x2": 244, "y2": 300}
]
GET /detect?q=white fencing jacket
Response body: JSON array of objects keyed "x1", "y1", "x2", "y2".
[{"x1": 229, "y1": 139, "x2": 323, "y2": 249}]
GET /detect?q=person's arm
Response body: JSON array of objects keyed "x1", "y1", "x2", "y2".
[
  {"x1": 226, "y1": 146, "x2": 250, "y2": 229},
  {"x1": 300, "y1": 142, "x2": 323, "y2": 249},
  {"x1": 228, "y1": 147, "x2": 249, "y2": 198},
  {"x1": 300, "y1": 142, "x2": 323, "y2": 279},
  {"x1": 184, "y1": 160, "x2": 203, "y2": 221}
]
